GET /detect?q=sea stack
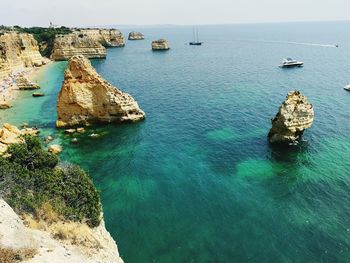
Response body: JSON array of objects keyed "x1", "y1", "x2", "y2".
[
  {"x1": 268, "y1": 91, "x2": 314, "y2": 144},
  {"x1": 128, "y1": 32, "x2": 144, "y2": 40},
  {"x1": 152, "y1": 39, "x2": 170, "y2": 51},
  {"x1": 56, "y1": 55, "x2": 145, "y2": 128}
]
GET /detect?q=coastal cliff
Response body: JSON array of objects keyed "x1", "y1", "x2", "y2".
[
  {"x1": 0, "y1": 126, "x2": 123, "y2": 262},
  {"x1": 0, "y1": 32, "x2": 46, "y2": 80},
  {"x1": 56, "y1": 55, "x2": 145, "y2": 128},
  {"x1": 268, "y1": 91, "x2": 314, "y2": 144},
  {"x1": 79, "y1": 29, "x2": 125, "y2": 47},
  {"x1": 50, "y1": 33, "x2": 106, "y2": 61}
]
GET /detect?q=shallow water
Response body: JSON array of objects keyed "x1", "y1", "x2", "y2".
[{"x1": 2, "y1": 21, "x2": 350, "y2": 262}]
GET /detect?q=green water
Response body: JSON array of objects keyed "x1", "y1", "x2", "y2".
[{"x1": 1, "y1": 22, "x2": 350, "y2": 262}]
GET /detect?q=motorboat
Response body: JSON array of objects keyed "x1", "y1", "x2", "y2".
[
  {"x1": 279, "y1": 58, "x2": 304, "y2": 68},
  {"x1": 344, "y1": 84, "x2": 350, "y2": 91}
]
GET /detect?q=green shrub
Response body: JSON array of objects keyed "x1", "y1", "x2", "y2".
[{"x1": 0, "y1": 136, "x2": 101, "y2": 227}]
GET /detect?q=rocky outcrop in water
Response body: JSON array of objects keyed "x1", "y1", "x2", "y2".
[
  {"x1": 268, "y1": 91, "x2": 314, "y2": 144},
  {"x1": 0, "y1": 32, "x2": 46, "y2": 80},
  {"x1": 79, "y1": 29, "x2": 125, "y2": 47},
  {"x1": 50, "y1": 33, "x2": 106, "y2": 61},
  {"x1": 152, "y1": 39, "x2": 170, "y2": 50},
  {"x1": 56, "y1": 55, "x2": 145, "y2": 128},
  {"x1": 128, "y1": 32, "x2": 144, "y2": 40},
  {"x1": 15, "y1": 74, "x2": 40, "y2": 90}
]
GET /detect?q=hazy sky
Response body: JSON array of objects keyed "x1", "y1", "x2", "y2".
[{"x1": 1, "y1": 0, "x2": 349, "y2": 27}]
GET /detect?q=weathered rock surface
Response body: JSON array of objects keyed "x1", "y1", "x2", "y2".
[
  {"x1": 152, "y1": 39, "x2": 170, "y2": 50},
  {"x1": 56, "y1": 55, "x2": 145, "y2": 128},
  {"x1": 268, "y1": 91, "x2": 314, "y2": 144},
  {"x1": 0, "y1": 123, "x2": 39, "y2": 155},
  {"x1": 0, "y1": 102, "x2": 12, "y2": 109},
  {"x1": 128, "y1": 31, "x2": 144, "y2": 40},
  {"x1": 0, "y1": 199, "x2": 124, "y2": 263},
  {"x1": 51, "y1": 33, "x2": 106, "y2": 61},
  {"x1": 0, "y1": 32, "x2": 46, "y2": 80},
  {"x1": 79, "y1": 29, "x2": 125, "y2": 47},
  {"x1": 16, "y1": 74, "x2": 40, "y2": 90},
  {"x1": 48, "y1": 144, "x2": 62, "y2": 154}
]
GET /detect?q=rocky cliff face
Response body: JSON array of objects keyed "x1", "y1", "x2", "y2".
[
  {"x1": 128, "y1": 31, "x2": 144, "y2": 40},
  {"x1": 80, "y1": 29, "x2": 125, "y2": 47},
  {"x1": 51, "y1": 33, "x2": 106, "y2": 61},
  {"x1": 56, "y1": 55, "x2": 145, "y2": 128},
  {"x1": 0, "y1": 32, "x2": 45, "y2": 79},
  {"x1": 268, "y1": 91, "x2": 314, "y2": 144},
  {"x1": 0, "y1": 199, "x2": 124, "y2": 263},
  {"x1": 152, "y1": 39, "x2": 170, "y2": 50}
]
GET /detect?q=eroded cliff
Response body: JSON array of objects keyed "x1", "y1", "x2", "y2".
[
  {"x1": 80, "y1": 29, "x2": 125, "y2": 47},
  {"x1": 0, "y1": 32, "x2": 46, "y2": 79},
  {"x1": 56, "y1": 55, "x2": 145, "y2": 127}
]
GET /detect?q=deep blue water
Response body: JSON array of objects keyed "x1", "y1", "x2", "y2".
[{"x1": 2, "y1": 21, "x2": 350, "y2": 262}]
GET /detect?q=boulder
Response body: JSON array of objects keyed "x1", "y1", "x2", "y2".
[
  {"x1": 152, "y1": 39, "x2": 170, "y2": 51},
  {"x1": 0, "y1": 102, "x2": 12, "y2": 109},
  {"x1": 48, "y1": 144, "x2": 62, "y2": 155},
  {"x1": 128, "y1": 32, "x2": 144, "y2": 40},
  {"x1": 268, "y1": 91, "x2": 314, "y2": 144},
  {"x1": 56, "y1": 55, "x2": 145, "y2": 128},
  {"x1": 16, "y1": 75, "x2": 40, "y2": 90}
]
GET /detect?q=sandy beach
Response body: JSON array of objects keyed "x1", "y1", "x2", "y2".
[{"x1": 0, "y1": 59, "x2": 51, "y2": 105}]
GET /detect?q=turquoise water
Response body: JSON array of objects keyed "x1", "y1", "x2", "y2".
[{"x1": 2, "y1": 22, "x2": 350, "y2": 262}]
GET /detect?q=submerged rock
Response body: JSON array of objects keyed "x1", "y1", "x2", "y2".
[
  {"x1": 56, "y1": 55, "x2": 145, "y2": 128},
  {"x1": 128, "y1": 32, "x2": 144, "y2": 40},
  {"x1": 268, "y1": 91, "x2": 314, "y2": 144},
  {"x1": 152, "y1": 39, "x2": 170, "y2": 51},
  {"x1": 32, "y1": 92, "x2": 44, "y2": 97}
]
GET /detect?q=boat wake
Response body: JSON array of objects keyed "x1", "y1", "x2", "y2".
[{"x1": 240, "y1": 39, "x2": 338, "y2": 48}]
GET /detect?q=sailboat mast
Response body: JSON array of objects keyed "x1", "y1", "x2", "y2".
[{"x1": 196, "y1": 29, "x2": 199, "y2": 43}]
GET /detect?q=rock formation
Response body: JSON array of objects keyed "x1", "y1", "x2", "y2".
[
  {"x1": 16, "y1": 74, "x2": 40, "y2": 90},
  {"x1": 268, "y1": 91, "x2": 314, "y2": 144},
  {"x1": 50, "y1": 33, "x2": 106, "y2": 61},
  {"x1": 56, "y1": 55, "x2": 145, "y2": 128},
  {"x1": 0, "y1": 199, "x2": 124, "y2": 263},
  {"x1": 0, "y1": 32, "x2": 46, "y2": 80},
  {"x1": 152, "y1": 39, "x2": 170, "y2": 51},
  {"x1": 128, "y1": 31, "x2": 144, "y2": 40},
  {"x1": 0, "y1": 123, "x2": 39, "y2": 155},
  {"x1": 79, "y1": 29, "x2": 125, "y2": 47}
]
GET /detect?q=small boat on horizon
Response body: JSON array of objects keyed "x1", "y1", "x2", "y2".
[
  {"x1": 279, "y1": 58, "x2": 304, "y2": 68},
  {"x1": 189, "y1": 28, "x2": 203, "y2": 46}
]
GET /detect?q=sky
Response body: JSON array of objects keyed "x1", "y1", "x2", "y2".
[{"x1": 0, "y1": 0, "x2": 349, "y2": 27}]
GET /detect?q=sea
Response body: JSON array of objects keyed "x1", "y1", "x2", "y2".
[{"x1": 1, "y1": 21, "x2": 350, "y2": 262}]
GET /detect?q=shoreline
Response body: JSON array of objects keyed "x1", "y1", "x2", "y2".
[{"x1": 0, "y1": 58, "x2": 52, "y2": 105}]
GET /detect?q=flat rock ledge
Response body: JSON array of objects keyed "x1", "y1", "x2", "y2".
[
  {"x1": 56, "y1": 55, "x2": 145, "y2": 128},
  {"x1": 152, "y1": 39, "x2": 170, "y2": 51},
  {"x1": 268, "y1": 91, "x2": 314, "y2": 144}
]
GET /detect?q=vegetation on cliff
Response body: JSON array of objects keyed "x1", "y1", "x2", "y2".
[
  {"x1": 13, "y1": 26, "x2": 72, "y2": 57},
  {"x1": 0, "y1": 135, "x2": 101, "y2": 227}
]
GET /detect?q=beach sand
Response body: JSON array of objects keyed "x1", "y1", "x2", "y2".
[{"x1": 0, "y1": 59, "x2": 52, "y2": 105}]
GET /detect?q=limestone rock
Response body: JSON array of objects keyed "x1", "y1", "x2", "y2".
[
  {"x1": 48, "y1": 144, "x2": 62, "y2": 155},
  {"x1": 56, "y1": 55, "x2": 145, "y2": 128},
  {"x1": 0, "y1": 32, "x2": 45, "y2": 80},
  {"x1": 128, "y1": 32, "x2": 144, "y2": 40},
  {"x1": 152, "y1": 39, "x2": 170, "y2": 51},
  {"x1": 79, "y1": 29, "x2": 125, "y2": 47},
  {"x1": 0, "y1": 101, "x2": 12, "y2": 109},
  {"x1": 51, "y1": 33, "x2": 106, "y2": 61},
  {"x1": 0, "y1": 123, "x2": 39, "y2": 155},
  {"x1": 268, "y1": 91, "x2": 314, "y2": 144},
  {"x1": 16, "y1": 75, "x2": 40, "y2": 90}
]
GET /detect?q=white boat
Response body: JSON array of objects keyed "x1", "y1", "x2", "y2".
[
  {"x1": 279, "y1": 58, "x2": 304, "y2": 68},
  {"x1": 344, "y1": 84, "x2": 350, "y2": 91}
]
